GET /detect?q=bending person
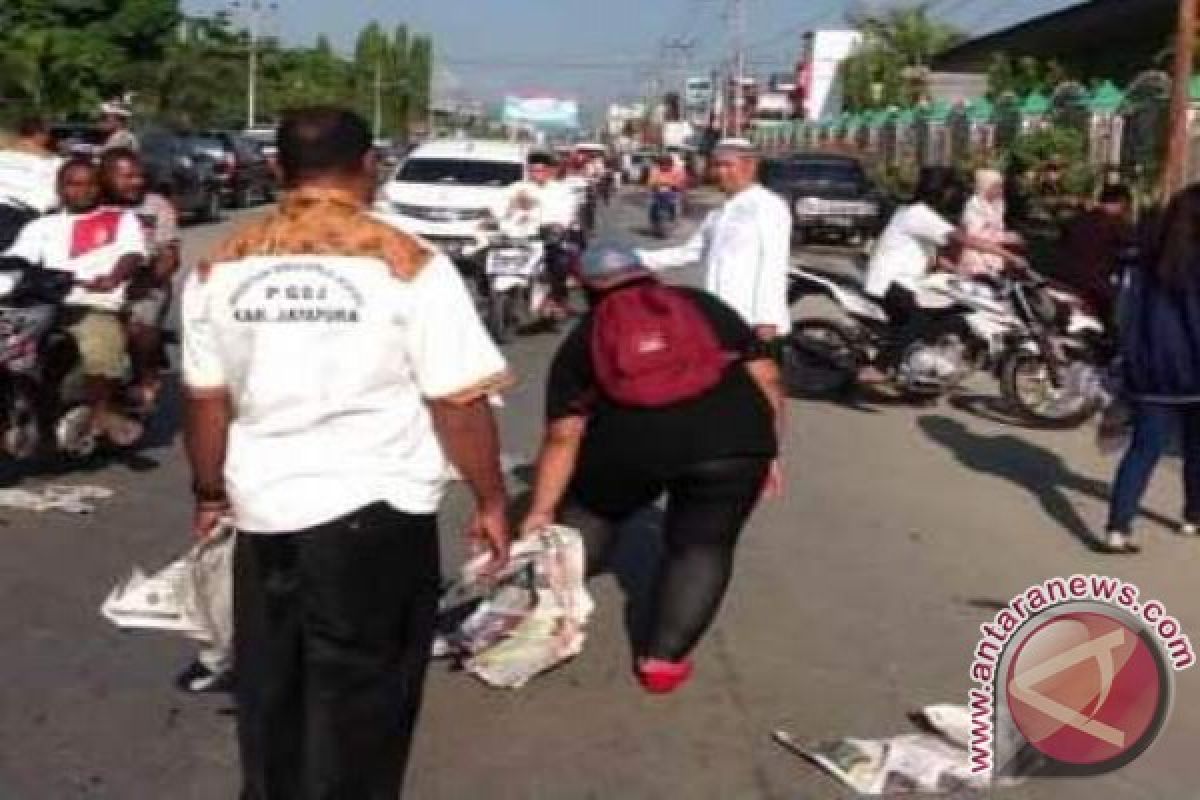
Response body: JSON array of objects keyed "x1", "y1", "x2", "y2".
[{"x1": 521, "y1": 244, "x2": 783, "y2": 694}]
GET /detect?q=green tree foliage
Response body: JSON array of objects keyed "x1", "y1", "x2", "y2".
[
  {"x1": 986, "y1": 54, "x2": 1070, "y2": 99},
  {"x1": 0, "y1": 1, "x2": 433, "y2": 137},
  {"x1": 842, "y1": 3, "x2": 963, "y2": 112}
]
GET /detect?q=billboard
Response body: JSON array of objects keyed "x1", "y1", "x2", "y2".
[{"x1": 502, "y1": 95, "x2": 580, "y2": 130}]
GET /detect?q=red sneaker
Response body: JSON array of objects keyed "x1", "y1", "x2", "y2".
[{"x1": 636, "y1": 658, "x2": 693, "y2": 694}]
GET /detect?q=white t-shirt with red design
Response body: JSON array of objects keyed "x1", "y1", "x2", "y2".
[{"x1": 4, "y1": 208, "x2": 148, "y2": 311}]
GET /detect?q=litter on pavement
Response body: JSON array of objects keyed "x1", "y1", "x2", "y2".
[
  {"x1": 774, "y1": 704, "x2": 1024, "y2": 795},
  {"x1": 0, "y1": 484, "x2": 114, "y2": 514},
  {"x1": 434, "y1": 525, "x2": 594, "y2": 689},
  {"x1": 100, "y1": 521, "x2": 234, "y2": 652}
]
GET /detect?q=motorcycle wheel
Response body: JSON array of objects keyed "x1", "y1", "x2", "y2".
[
  {"x1": 1000, "y1": 351, "x2": 1097, "y2": 428},
  {"x1": 487, "y1": 290, "x2": 518, "y2": 345},
  {"x1": 895, "y1": 323, "x2": 977, "y2": 400},
  {"x1": 781, "y1": 319, "x2": 858, "y2": 397}
]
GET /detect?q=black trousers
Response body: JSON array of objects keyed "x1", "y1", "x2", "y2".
[
  {"x1": 564, "y1": 456, "x2": 771, "y2": 662},
  {"x1": 234, "y1": 502, "x2": 441, "y2": 800},
  {"x1": 878, "y1": 284, "x2": 931, "y2": 370}
]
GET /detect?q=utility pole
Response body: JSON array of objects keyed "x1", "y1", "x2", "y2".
[
  {"x1": 730, "y1": 0, "x2": 746, "y2": 137},
  {"x1": 230, "y1": 0, "x2": 278, "y2": 130},
  {"x1": 662, "y1": 36, "x2": 697, "y2": 123},
  {"x1": 373, "y1": 55, "x2": 384, "y2": 141},
  {"x1": 1164, "y1": 0, "x2": 1198, "y2": 198}
]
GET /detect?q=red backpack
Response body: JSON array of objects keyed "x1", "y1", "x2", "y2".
[{"x1": 590, "y1": 282, "x2": 731, "y2": 408}]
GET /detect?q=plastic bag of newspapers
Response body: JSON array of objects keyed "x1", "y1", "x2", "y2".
[
  {"x1": 434, "y1": 525, "x2": 594, "y2": 689},
  {"x1": 101, "y1": 521, "x2": 235, "y2": 651},
  {"x1": 774, "y1": 704, "x2": 1023, "y2": 795}
]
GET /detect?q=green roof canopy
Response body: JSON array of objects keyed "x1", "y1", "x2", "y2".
[
  {"x1": 923, "y1": 100, "x2": 953, "y2": 124},
  {"x1": 966, "y1": 96, "x2": 994, "y2": 123},
  {"x1": 1088, "y1": 81, "x2": 1125, "y2": 113},
  {"x1": 1021, "y1": 90, "x2": 1051, "y2": 115}
]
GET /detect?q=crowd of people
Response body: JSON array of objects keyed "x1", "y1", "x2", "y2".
[{"x1": 4, "y1": 96, "x2": 1200, "y2": 796}]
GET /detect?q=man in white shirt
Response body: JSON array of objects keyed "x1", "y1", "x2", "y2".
[
  {"x1": 503, "y1": 152, "x2": 578, "y2": 315},
  {"x1": 0, "y1": 117, "x2": 63, "y2": 249},
  {"x1": 99, "y1": 101, "x2": 138, "y2": 153},
  {"x1": 861, "y1": 168, "x2": 1026, "y2": 378},
  {"x1": 6, "y1": 157, "x2": 147, "y2": 445},
  {"x1": 183, "y1": 107, "x2": 512, "y2": 799},
  {"x1": 638, "y1": 138, "x2": 793, "y2": 344}
]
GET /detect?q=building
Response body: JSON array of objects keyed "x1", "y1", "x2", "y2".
[
  {"x1": 797, "y1": 30, "x2": 864, "y2": 122},
  {"x1": 934, "y1": 0, "x2": 1175, "y2": 83}
]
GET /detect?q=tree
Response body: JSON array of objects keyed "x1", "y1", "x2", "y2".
[
  {"x1": 842, "y1": 3, "x2": 963, "y2": 111},
  {"x1": 408, "y1": 35, "x2": 433, "y2": 131},
  {"x1": 987, "y1": 54, "x2": 1069, "y2": 99}
]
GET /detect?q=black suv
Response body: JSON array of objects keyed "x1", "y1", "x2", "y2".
[
  {"x1": 760, "y1": 153, "x2": 885, "y2": 245},
  {"x1": 191, "y1": 131, "x2": 276, "y2": 208},
  {"x1": 140, "y1": 129, "x2": 223, "y2": 223}
]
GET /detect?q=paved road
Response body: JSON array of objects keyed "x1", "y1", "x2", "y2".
[{"x1": 1, "y1": 191, "x2": 1197, "y2": 799}]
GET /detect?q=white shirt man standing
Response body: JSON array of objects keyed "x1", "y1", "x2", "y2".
[
  {"x1": 638, "y1": 139, "x2": 793, "y2": 342},
  {"x1": 183, "y1": 107, "x2": 511, "y2": 799}
]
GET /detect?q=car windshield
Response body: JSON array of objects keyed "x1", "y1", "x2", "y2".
[
  {"x1": 765, "y1": 160, "x2": 865, "y2": 189},
  {"x1": 190, "y1": 137, "x2": 225, "y2": 154},
  {"x1": 394, "y1": 158, "x2": 522, "y2": 187}
]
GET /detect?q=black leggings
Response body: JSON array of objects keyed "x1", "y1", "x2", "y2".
[{"x1": 563, "y1": 456, "x2": 770, "y2": 662}]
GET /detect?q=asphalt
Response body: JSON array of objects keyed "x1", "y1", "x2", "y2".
[{"x1": 0, "y1": 189, "x2": 1197, "y2": 799}]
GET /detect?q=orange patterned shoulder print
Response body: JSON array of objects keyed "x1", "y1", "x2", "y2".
[{"x1": 199, "y1": 189, "x2": 433, "y2": 281}]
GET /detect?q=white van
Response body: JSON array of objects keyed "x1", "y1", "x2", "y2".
[{"x1": 375, "y1": 139, "x2": 528, "y2": 262}]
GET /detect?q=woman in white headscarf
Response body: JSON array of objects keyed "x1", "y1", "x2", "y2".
[{"x1": 959, "y1": 168, "x2": 1021, "y2": 276}]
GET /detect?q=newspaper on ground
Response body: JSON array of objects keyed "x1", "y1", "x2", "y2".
[
  {"x1": 434, "y1": 525, "x2": 594, "y2": 689},
  {"x1": 101, "y1": 521, "x2": 235, "y2": 648},
  {"x1": 0, "y1": 484, "x2": 114, "y2": 514},
  {"x1": 773, "y1": 704, "x2": 1023, "y2": 796}
]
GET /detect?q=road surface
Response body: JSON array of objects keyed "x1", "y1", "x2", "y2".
[{"x1": 0, "y1": 190, "x2": 1196, "y2": 799}]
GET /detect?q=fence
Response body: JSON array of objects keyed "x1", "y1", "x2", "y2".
[{"x1": 750, "y1": 69, "x2": 1192, "y2": 192}]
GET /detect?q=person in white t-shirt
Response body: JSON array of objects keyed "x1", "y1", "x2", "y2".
[
  {"x1": 5, "y1": 158, "x2": 147, "y2": 445},
  {"x1": 638, "y1": 138, "x2": 793, "y2": 345},
  {"x1": 861, "y1": 168, "x2": 1026, "y2": 379},
  {"x1": 183, "y1": 107, "x2": 512, "y2": 798},
  {"x1": 503, "y1": 152, "x2": 578, "y2": 315},
  {"x1": 0, "y1": 117, "x2": 63, "y2": 249}
]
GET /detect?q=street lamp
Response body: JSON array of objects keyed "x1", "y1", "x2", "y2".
[{"x1": 228, "y1": 0, "x2": 279, "y2": 130}]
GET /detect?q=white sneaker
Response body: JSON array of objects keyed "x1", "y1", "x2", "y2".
[
  {"x1": 1103, "y1": 531, "x2": 1132, "y2": 553},
  {"x1": 1124, "y1": 530, "x2": 1143, "y2": 553},
  {"x1": 1181, "y1": 522, "x2": 1200, "y2": 537}
]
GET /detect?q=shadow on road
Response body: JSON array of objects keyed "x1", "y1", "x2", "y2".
[{"x1": 917, "y1": 415, "x2": 1178, "y2": 551}]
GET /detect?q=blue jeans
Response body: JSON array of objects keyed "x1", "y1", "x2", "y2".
[{"x1": 1107, "y1": 401, "x2": 1200, "y2": 532}]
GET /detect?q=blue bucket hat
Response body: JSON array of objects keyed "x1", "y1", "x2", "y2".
[{"x1": 580, "y1": 243, "x2": 651, "y2": 287}]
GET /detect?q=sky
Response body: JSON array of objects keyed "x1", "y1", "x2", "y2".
[{"x1": 182, "y1": 0, "x2": 1084, "y2": 114}]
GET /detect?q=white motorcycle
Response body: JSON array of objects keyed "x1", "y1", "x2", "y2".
[
  {"x1": 784, "y1": 266, "x2": 1108, "y2": 426},
  {"x1": 469, "y1": 228, "x2": 552, "y2": 345}
]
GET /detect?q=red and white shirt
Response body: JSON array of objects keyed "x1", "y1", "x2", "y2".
[{"x1": 5, "y1": 208, "x2": 147, "y2": 311}]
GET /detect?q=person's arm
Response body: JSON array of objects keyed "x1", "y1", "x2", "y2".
[
  {"x1": 750, "y1": 199, "x2": 792, "y2": 341},
  {"x1": 154, "y1": 197, "x2": 182, "y2": 282},
  {"x1": 180, "y1": 268, "x2": 232, "y2": 538},
  {"x1": 522, "y1": 415, "x2": 587, "y2": 535},
  {"x1": 402, "y1": 253, "x2": 514, "y2": 566},
  {"x1": 951, "y1": 230, "x2": 1027, "y2": 268},
  {"x1": 428, "y1": 397, "x2": 509, "y2": 564},
  {"x1": 744, "y1": 357, "x2": 785, "y2": 499},
  {"x1": 637, "y1": 212, "x2": 711, "y2": 271}
]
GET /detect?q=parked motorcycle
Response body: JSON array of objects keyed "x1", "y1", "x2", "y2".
[
  {"x1": 783, "y1": 266, "x2": 1107, "y2": 426},
  {"x1": 0, "y1": 257, "x2": 159, "y2": 461}
]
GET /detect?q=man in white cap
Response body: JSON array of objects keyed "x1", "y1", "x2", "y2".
[
  {"x1": 99, "y1": 101, "x2": 138, "y2": 153},
  {"x1": 638, "y1": 138, "x2": 792, "y2": 346}
]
